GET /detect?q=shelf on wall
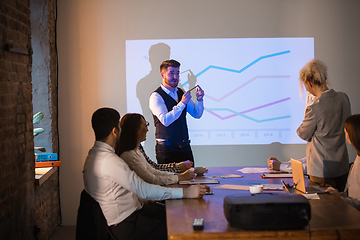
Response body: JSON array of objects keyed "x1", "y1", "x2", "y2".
[{"x1": 35, "y1": 167, "x2": 57, "y2": 186}]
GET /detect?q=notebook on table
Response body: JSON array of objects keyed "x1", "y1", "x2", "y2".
[{"x1": 290, "y1": 158, "x2": 327, "y2": 194}]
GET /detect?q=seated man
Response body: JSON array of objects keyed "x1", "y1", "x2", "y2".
[
  {"x1": 83, "y1": 107, "x2": 209, "y2": 240},
  {"x1": 267, "y1": 157, "x2": 307, "y2": 174}
]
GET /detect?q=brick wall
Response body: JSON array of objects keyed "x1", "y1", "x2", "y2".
[
  {"x1": 34, "y1": 170, "x2": 60, "y2": 240},
  {"x1": 0, "y1": 0, "x2": 60, "y2": 239},
  {"x1": 48, "y1": 0, "x2": 58, "y2": 154},
  {"x1": 0, "y1": 0, "x2": 35, "y2": 239}
]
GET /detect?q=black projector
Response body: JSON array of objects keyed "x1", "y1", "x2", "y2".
[{"x1": 223, "y1": 193, "x2": 311, "y2": 230}]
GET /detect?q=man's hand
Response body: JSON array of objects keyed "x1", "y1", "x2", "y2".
[
  {"x1": 177, "y1": 160, "x2": 193, "y2": 172},
  {"x1": 183, "y1": 185, "x2": 210, "y2": 198},
  {"x1": 181, "y1": 91, "x2": 192, "y2": 105},
  {"x1": 177, "y1": 170, "x2": 195, "y2": 181},
  {"x1": 196, "y1": 85, "x2": 204, "y2": 101},
  {"x1": 267, "y1": 157, "x2": 282, "y2": 171},
  {"x1": 325, "y1": 186, "x2": 341, "y2": 197}
]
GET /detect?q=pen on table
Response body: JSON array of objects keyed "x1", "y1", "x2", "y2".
[{"x1": 281, "y1": 180, "x2": 289, "y2": 193}]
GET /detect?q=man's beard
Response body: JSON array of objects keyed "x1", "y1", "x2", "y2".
[{"x1": 165, "y1": 77, "x2": 178, "y2": 88}]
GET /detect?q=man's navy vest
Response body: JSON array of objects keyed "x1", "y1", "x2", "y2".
[{"x1": 153, "y1": 87, "x2": 189, "y2": 145}]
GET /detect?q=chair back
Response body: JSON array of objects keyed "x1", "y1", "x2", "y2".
[{"x1": 76, "y1": 189, "x2": 117, "y2": 240}]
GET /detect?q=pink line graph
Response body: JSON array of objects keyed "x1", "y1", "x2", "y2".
[
  {"x1": 205, "y1": 75, "x2": 291, "y2": 102},
  {"x1": 206, "y1": 97, "x2": 291, "y2": 120}
]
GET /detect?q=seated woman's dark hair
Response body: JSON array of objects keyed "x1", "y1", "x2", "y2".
[
  {"x1": 116, "y1": 113, "x2": 144, "y2": 156},
  {"x1": 91, "y1": 107, "x2": 120, "y2": 141},
  {"x1": 345, "y1": 114, "x2": 360, "y2": 156}
]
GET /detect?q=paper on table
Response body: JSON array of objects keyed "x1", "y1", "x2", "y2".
[
  {"x1": 179, "y1": 179, "x2": 219, "y2": 185},
  {"x1": 261, "y1": 173, "x2": 293, "y2": 178},
  {"x1": 302, "y1": 193, "x2": 320, "y2": 200},
  {"x1": 262, "y1": 184, "x2": 284, "y2": 190},
  {"x1": 213, "y1": 184, "x2": 249, "y2": 190},
  {"x1": 206, "y1": 174, "x2": 243, "y2": 179},
  {"x1": 238, "y1": 167, "x2": 280, "y2": 173}
]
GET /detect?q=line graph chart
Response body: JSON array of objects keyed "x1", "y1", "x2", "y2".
[
  {"x1": 126, "y1": 37, "x2": 314, "y2": 145},
  {"x1": 206, "y1": 96, "x2": 291, "y2": 120},
  {"x1": 182, "y1": 50, "x2": 291, "y2": 85},
  {"x1": 196, "y1": 75, "x2": 290, "y2": 102}
]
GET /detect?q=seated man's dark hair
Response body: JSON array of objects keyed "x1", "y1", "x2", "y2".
[{"x1": 91, "y1": 107, "x2": 120, "y2": 141}]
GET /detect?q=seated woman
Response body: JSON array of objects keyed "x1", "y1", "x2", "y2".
[
  {"x1": 326, "y1": 114, "x2": 360, "y2": 210},
  {"x1": 296, "y1": 59, "x2": 351, "y2": 191},
  {"x1": 116, "y1": 113, "x2": 195, "y2": 185},
  {"x1": 138, "y1": 144, "x2": 192, "y2": 173}
]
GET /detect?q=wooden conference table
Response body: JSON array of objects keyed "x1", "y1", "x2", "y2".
[{"x1": 165, "y1": 166, "x2": 360, "y2": 240}]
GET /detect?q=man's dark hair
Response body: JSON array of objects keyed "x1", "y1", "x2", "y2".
[
  {"x1": 160, "y1": 59, "x2": 180, "y2": 73},
  {"x1": 91, "y1": 107, "x2": 120, "y2": 141}
]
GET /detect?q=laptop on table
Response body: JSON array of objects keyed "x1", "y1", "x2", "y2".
[{"x1": 290, "y1": 158, "x2": 327, "y2": 194}]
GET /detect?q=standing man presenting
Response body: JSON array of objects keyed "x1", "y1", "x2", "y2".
[{"x1": 149, "y1": 59, "x2": 204, "y2": 164}]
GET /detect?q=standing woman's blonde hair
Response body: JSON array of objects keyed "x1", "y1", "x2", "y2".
[{"x1": 299, "y1": 59, "x2": 329, "y2": 95}]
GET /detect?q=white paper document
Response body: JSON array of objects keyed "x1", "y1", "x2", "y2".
[
  {"x1": 262, "y1": 184, "x2": 284, "y2": 190},
  {"x1": 302, "y1": 193, "x2": 320, "y2": 200},
  {"x1": 179, "y1": 179, "x2": 220, "y2": 185},
  {"x1": 238, "y1": 167, "x2": 279, "y2": 173},
  {"x1": 206, "y1": 174, "x2": 243, "y2": 179},
  {"x1": 261, "y1": 173, "x2": 293, "y2": 178},
  {"x1": 213, "y1": 184, "x2": 249, "y2": 190}
]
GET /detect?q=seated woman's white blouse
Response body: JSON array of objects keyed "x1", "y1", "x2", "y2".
[
  {"x1": 340, "y1": 155, "x2": 360, "y2": 211},
  {"x1": 347, "y1": 155, "x2": 360, "y2": 199},
  {"x1": 120, "y1": 149, "x2": 179, "y2": 185}
]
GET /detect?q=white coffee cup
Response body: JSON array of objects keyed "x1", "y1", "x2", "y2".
[
  {"x1": 194, "y1": 167, "x2": 208, "y2": 176},
  {"x1": 249, "y1": 185, "x2": 263, "y2": 194}
]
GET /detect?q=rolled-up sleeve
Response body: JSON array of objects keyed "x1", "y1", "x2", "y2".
[
  {"x1": 104, "y1": 155, "x2": 183, "y2": 200},
  {"x1": 187, "y1": 99, "x2": 204, "y2": 119},
  {"x1": 121, "y1": 150, "x2": 179, "y2": 185},
  {"x1": 149, "y1": 92, "x2": 186, "y2": 127}
]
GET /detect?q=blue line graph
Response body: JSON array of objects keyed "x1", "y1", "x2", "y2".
[{"x1": 182, "y1": 50, "x2": 290, "y2": 86}]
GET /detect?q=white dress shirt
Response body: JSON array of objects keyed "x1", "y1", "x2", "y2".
[
  {"x1": 280, "y1": 157, "x2": 307, "y2": 174},
  {"x1": 149, "y1": 84, "x2": 204, "y2": 127},
  {"x1": 120, "y1": 148, "x2": 179, "y2": 185},
  {"x1": 83, "y1": 141, "x2": 183, "y2": 226}
]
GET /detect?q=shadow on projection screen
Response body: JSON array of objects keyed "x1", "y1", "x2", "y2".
[{"x1": 126, "y1": 38, "x2": 314, "y2": 147}]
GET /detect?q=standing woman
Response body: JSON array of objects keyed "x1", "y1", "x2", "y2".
[
  {"x1": 116, "y1": 113, "x2": 195, "y2": 186},
  {"x1": 326, "y1": 114, "x2": 360, "y2": 210},
  {"x1": 297, "y1": 59, "x2": 351, "y2": 191}
]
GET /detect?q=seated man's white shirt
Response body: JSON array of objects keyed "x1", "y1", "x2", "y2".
[
  {"x1": 120, "y1": 149, "x2": 178, "y2": 185},
  {"x1": 83, "y1": 141, "x2": 183, "y2": 226},
  {"x1": 149, "y1": 85, "x2": 204, "y2": 127},
  {"x1": 280, "y1": 157, "x2": 307, "y2": 174}
]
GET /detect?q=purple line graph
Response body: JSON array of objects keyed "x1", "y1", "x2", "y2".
[
  {"x1": 205, "y1": 75, "x2": 291, "y2": 102},
  {"x1": 206, "y1": 97, "x2": 291, "y2": 121}
]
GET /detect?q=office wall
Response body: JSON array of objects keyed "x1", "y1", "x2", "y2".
[{"x1": 57, "y1": 0, "x2": 360, "y2": 225}]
